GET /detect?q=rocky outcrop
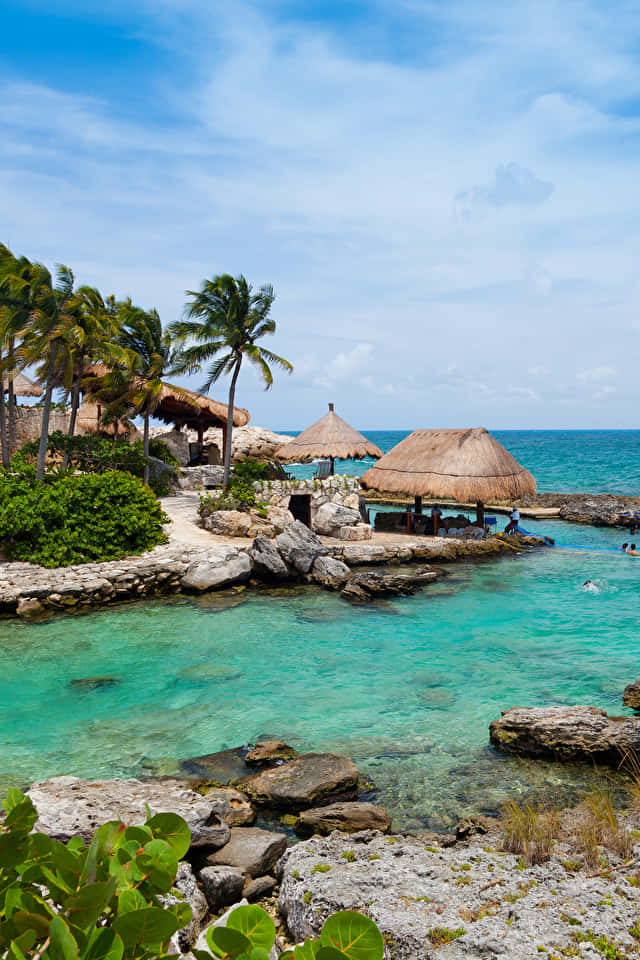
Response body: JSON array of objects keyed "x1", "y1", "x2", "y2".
[
  {"x1": 275, "y1": 521, "x2": 328, "y2": 574},
  {"x1": 244, "y1": 740, "x2": 296, "y2": 765},
  {"x1": 202, "y1": 826, "x2": 287, "y2": 878},
  {"x1": 27, "y1": 776, "x2": 230, "y2": 849},
  {"x1": 249, "y1": 536, "x2": 290, "y2": 579},
  {"x1": 164, "y1": 862, "x2": 208, "y2": 952},
  {"x1": 198, "y1": 865, "x2": 245, "y2": 911},
  {"x1": 294, "y1": 802, "x2": 391, "y2": 837},
  {"x1": 340, "y1": 566, "x2": 438, "y2": 602},
  {"x1": 623, "y1": 679, "x2": 640, "y2": 711},
  {"x1": 202, "y1": 788, "x2": 256, "y2": 827},
  {"x1": 152, "y1": 428, "x2": 191, "y2": 466},
  {"x1": 310, "y1": 555, "x2": 352, "y2": 589},
  {"x1": 240, "y1": 753, "x2": 359, "y2": 809},
  {"x1": 313, "y1": 503, "x2": 361, "y2": 537},
  {"x1": 489, "y1": 705, "x2": 640, "y2": 763},
  {"x1": 278, "y1": 829, "x2": 640, "y2": 960},
  {"x1": 201, "y1": 506, "x2": 295, "y2": 540},
  {"x1": 202, "y1": 510, "x2": 253, "y2": 538},
  {"x1": 182, "y1": 546, "x2": 252, "y2": 591}
]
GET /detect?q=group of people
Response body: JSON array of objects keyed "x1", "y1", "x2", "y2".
[{"x1": 621, "y1": 542, "x2": 640, "y2": 556}]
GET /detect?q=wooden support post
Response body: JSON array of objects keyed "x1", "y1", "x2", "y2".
[
  {"x1": 414, "y1": 496, "x2": 422, "y2": 515},
  {"x1": 476, "y1": 500, "x2": 485, "y2": 527},
  {"x1": 330, "y1": 456, "x2": 335, "y2": 475},
  {"x1": 406, "y1": 509, "x2": 411, "y2": 535}
]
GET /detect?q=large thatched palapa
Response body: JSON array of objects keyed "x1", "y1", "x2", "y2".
[
  {"x1": 361, "y1": 428, "x2": 535, "y2": 522},
  {"x1": 276, "y1": 404, "x2": 382, "y2": 472}
]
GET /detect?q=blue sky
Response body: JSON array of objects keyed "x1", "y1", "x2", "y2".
[{"x1": 2, "y1": 0, "x2": 640, "y2": 430}]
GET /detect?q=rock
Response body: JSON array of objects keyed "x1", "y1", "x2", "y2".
[
  {"x1": 623, "y1": 679, "x2": 640, "y2": 710},
  {"x1": 341, "y1": 567, "x2": 438, "y2": 602},
  {"x1": 69, "y1": 676, "x2": 120, "y2": 691},
  {"x1": 313, "y1": 503, "x2": 361, "y2": 537},
  {"x1": 455, "y1": 815, "x2": 496, "y2": 841},
  {"x1": 153, "y1": 429, "x2": 190, "y2": 466},
  {"x1": 179, "y1": 746, "x2": 251, "y2": 783},
  {"x1": 165, "y1": 861, "x2": 208, "y2": 952},
  {"x1": 181, "y1": 547, "x2": 252, "y2": 591},
  {"x1": 240, "y1": 753, "x2": 359, "y2": 809},
  {"x1": 179, "y1": 465, "x2": 226, "y2": 491},
  {"x1": 16, "y1": 597, "x2": 45, "y2": 617},
  {"x1": 250, "y1": 536, "x2": 289, "y2": 580},
  {"x1": 256, "y1": 507, "x2": 295, "y2": 536},
  {"x1": 202, "y1": 511, "x2": 253, "y2": 538},
  {"x1": 27, "y1": 776, "x2": 230, "y2": 850},
  {"x1": 198, "y1": 865, "x2": 245, "y2": 910},
  {"x1": 294, "y1": 802, "x2": 391, "y2": 837},
  {"x1": 338, "y1": 523, "x2": 373, "y2": 541},
  {"x1": 204, "y1": 826, "x2": 288, "y2": 877},
  {"x1": 243, "y1": 875, "x2": 277, "y2": 901},
  {"x1": 245, "y1": 740, "x2": 297, "y2": 765},
  {"x1": 311, "y1": 556, "x2": 351, "y2": 589},
  {"x1": 278, "y1": 830, "x2": 640, "y2": 960},
  {"x1": 275, "y1": 521, "x2": 327, "y2": 574},
  {"x1": 202, "y1": 787, "x2": 256, "y2": 826},
  {"x1": 489, "y1": 705, "x2": 640, "y2": 763}
]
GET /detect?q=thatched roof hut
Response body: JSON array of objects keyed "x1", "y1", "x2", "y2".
[
  {"x1": 275, "y1": 404, "x2": 383, "y2": 470},
  {"x1": 361, "y1": 428, "x2": 535, "y2": 517},
  {"x1": 75, "y1": 402, "x2": 139, "y2": 441},
  {"x1": 83, "y1": 365, "x2": 249, "y2": 441},
  {"x1": 2, "y1": 372, "x2": 43, "y2": 397}
]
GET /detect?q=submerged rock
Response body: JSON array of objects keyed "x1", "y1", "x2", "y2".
[
  {"x1": 27, "y1": 775, "x2": 230, "y2": 850},
  {"x1": 489, "y1": 705, "x2": 640, "y2": 763},
  {"x1": 69, "y1": 675, "x2": 120, "y2": 691},
  {"x1": 294, "y1": 801, "x2": 391, "y2": 837},
  {"x1": 179, "y1": 746, "x2": 251, "y2": 784},
  {"x1": 340, "y1": 566, "x2": 438, "y2": 602},
  {"x1": 623, "y1": 679, "x2": 640, "y2": 711},
  {"x1": 240, "y1": 753, "x2": 359, "y2": 809}
]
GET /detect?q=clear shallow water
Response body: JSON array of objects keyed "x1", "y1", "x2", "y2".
[
  {"x1": 1, "y1": 517, "x2": 638, "y2": 830},
  {"x1": 285, "y1": 430, "x2": 640, "y2": 495}
]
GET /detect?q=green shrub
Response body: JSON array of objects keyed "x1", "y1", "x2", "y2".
[
  {"x1": 0, "y1": 470, "x2": 168, "y2": 566},
  {"x1": 199, "y1": 478, "x2": 266, "y2": 515},
  {"x1": 232, "y1": 460, "x2": 271, "y2": 482},
  {"x1": 19, "y1": 431, "x2": 179, "y2": 476},
  {"x1": 0, "y1": 788, "x2": 385, "y2": 960},
  {"x1": 148, "y1": 438, "x2": 180, "y2": 467}
]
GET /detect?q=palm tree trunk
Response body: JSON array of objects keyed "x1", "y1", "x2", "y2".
[
  {"x1": 36, "y1": 344, "x2": 57, "y2": 481},
  {"x1": 223, "y1": 358, "x2": 241, "y2": 486},
  {"x1": 63, "y1": 375, "x2": 82, "y2": 469},
  {"x1": 143, "y1": 413, "x2": 150, "y2": 485},
  {"x1": 0, "y1": 390, "x2": 8, "y2": 468}
]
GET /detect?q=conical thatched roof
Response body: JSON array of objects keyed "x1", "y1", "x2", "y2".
[
  {"x1": 2, "y1": 372, "x2": 43, "y2": 397},
  {"x1": 83, "y1": 365, "x2": 249, "y2": 429},
  {"x1": 361, "y1": 428, "x2": 536, "y2": 502},
  {"x1": 275, "y1": 404, "x2": 383, "y2": 463}
]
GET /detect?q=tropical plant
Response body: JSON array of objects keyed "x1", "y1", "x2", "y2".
[
  {"x1": 0, "y1": 788, "x2": 386, "y2": 960},
  {"x1": 0, "y1": 468, "x2": 168, "y2": 566},
  {"x1": 171, "y1": 274, "x2": 292, "y2": 486},
  {"x1": 232, "y1": 460, "x2": 271, "y2": 482}
]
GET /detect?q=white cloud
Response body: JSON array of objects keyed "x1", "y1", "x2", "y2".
[{"x1": 577, "y1": 366, "x2": 616, "y2": 382}]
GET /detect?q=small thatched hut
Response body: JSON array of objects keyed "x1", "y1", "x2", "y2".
[
  {"x1": 361, "y1": 427, "x2": 536, "y2": 526},
  {"x1": 2, "y1": 373, "x2": 43, "y2": 398},
  {"x1": 275, "y1": 403, "x2": 383, "y2": 474}
]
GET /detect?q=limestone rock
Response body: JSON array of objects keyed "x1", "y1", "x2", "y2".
[
  {"x1": 249, "y1": 536, "x2": 289, "y2": 579},
  {"x1": 16, "y1": 597, "x2": 45, "y2": 617},
  {"x1": 204, "y1": 826, "x2": 288, "y2": 877},
  {"x1": 202, "y1": 787, "x2": 256, "y2": 826},
  {"x1": 294, "y1": 802, "x2": 391, "y2": 837},
  {"x1": 27, "y1": 776, "x2": 230, "y2": 849},
  {"x1": 245, "y1": 740, "x2": 297, "y2": 765},
  {"x1": 164, "y1": 861, "x2": 208, "y2": 952},
  {"x1": 202, "y1": 510, "x2": 253, "y2": 538},
  {"x1": 240, "y1": 753, "x2": 359, "y2": 809},
  {"x1": 198, "y1": 865, "x2": 245, "y2": 910},
  {"x1": 243, "y1": 875, "x2": 277, "y2": 902},
  {"x1": 341, "y1": 567, "x2": 437, "y2": 602},
  {"x1": 181, "y1": 547, "x2": 252, "y2": 591},
  {"x1": 275, "y1": 521, "x2": 327, "y2": 574},
  {"x1": 311, "y1": 555, "x2": 351, "y2": 589},
  {"x1": 623, "y1": 679, "x2": 640, "y2": 710},
  {"x1": 259, "y1": 506, "x2": 295, "y2": 536},
  {"x1": 313, "y1": 503, "x2": 361, "y2": 537},
  {"x1": 338, "y1": 523, "x2": 373, "y2": 541},
  {"x1": 489, "y1": 705, "x2": 640, "y2": 763},
  {"x1": 152, "y1": 429, "x2": 190, "y2": 466}
]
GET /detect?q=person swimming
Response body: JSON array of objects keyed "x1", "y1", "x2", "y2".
[
  {"x1": 626, "y1": 543, "x2": 640, "y2": 556},
  {"x1": 583, "y1": 579, "x2": 600, "y2": 593},
  {"x1": 622, "y1": 543, "x2": 629, "y2": 550}
]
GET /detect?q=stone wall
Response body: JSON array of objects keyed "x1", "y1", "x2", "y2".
[
  {"x1": 253, "y1": 477, "x2": 372, "y2": 541},
  {"x1": 10, "y1": 406, "x2": 70, "y2": 449}
]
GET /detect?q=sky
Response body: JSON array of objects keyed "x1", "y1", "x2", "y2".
[{"x1": 2, "y1": 0, "x2": 640, "y2": 431}]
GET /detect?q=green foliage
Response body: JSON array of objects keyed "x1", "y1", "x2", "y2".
[
  {"x1": 0, "y1": 469, "x2": 168, "y2": 566},
  {"x1": 19, "y1": 432, "x2": 177, "y2": 476},
  {"x1": 0, "y1": 788, "x2": 191, "y2": 960},
  {"x1": 232, "y1": 461, "x2": 271, "y2": 482},
  {"x1": 148, "y1": 439, "x2": 179, "y2": 467},
  {"x1": 570, "y1": 930, "x2": 625, "y2": 959},
  {"x1": 199, "y1": 478, "x2": 267, "y2": 515},
  {"x1": 426, "y1": 927, "x2": 466, "y2": 947},
  {"x1": 279, "y1": 911, "x2": 383, "y2": 960}
]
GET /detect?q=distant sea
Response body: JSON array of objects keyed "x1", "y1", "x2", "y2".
[{"x1": 280, "y1": 430, "x2": 640, "y2": 495}]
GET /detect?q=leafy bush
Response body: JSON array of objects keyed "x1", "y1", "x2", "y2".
[
  {"x1": 0, "y1": 470, "x2": 168, "y2": 566},
  {"x1": 232, "y1": 460, "x2": 271, "y2": 482},
  {"x1": 0, "y1": 788, "x2": 386, "y2": 960},
  {"x1": 199, "y1": 478, "x2": 266, "y2": 515},
  {"x1": 20, "y1": 432, "x2": 179, "y2": 474}
]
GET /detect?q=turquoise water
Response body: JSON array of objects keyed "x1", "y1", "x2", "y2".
[
  {"x1": 286, "y1": 430, "x2": 640, "y2": 495},
  {"x1": 1, "y1": 515, "x2": 638, "y2": 830}
]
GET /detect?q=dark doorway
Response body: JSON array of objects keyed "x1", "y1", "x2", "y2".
[{"x1": 288, "y1": 494, "x2": 312, "y2": 528}]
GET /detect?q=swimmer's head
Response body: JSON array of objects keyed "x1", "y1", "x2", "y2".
[
  {"x1": 623, "y1": 543, "x2": 629, "y2": 550},
  {"x1": 583, "y1": 580, "x2": 592, "y2": 586},
  {"x1": 632, "y1": 544, "x2": 637, "y2": 551}
]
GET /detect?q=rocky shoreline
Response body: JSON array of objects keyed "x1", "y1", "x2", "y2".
[{"x1": 0, "y1": 523, "x2": 546, "y2": 619}]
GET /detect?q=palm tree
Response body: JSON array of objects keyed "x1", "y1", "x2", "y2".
[
  {"x1": 170, "y1": 274, "x2": 292, "y2": 485},
  {"x1": 98, "y1": 300, "x2": 177, "y2": 484},
  {"x1": 19, "y1": 264, "x2": 84, "y2": 480}
]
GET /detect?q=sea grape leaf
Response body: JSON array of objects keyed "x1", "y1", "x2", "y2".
[
  {"x1": 49, "y1": 916, "x2": 80, "y2": 960},
  {"x1": 117, "y1": 888, "x2": 147, "y2": 916},
  {"x1": 66, "y1": 879, "x2": 118, "y2": 929},
  {"x1": 145, "y1": 813, "x2": 191, "y2": 860},
  {"x1": 207, "y1": 926, "x2": 251, "y2": 958},
  {"x1": 320, "y1": 912, "x2": 383, "y2": 960},
  {"x1": 113, "y1": 907, "x2": 181, "y2": 949},
  {"x1": 316, "y1": 949, "x2": 349, "y2": 960},
  {"x1": 136, "y1": 839, "x2": 178, "y2": 890},
  {"x1": 226, "y1": 906, "x2": 276, "y2": 952},
  {"x1": 85, "y1": 928, "x2": 125, "y2": 960}
]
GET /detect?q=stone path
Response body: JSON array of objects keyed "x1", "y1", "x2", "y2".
[{"x1": 161, "y1": 494, "x2": 251, "y2": 548}]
